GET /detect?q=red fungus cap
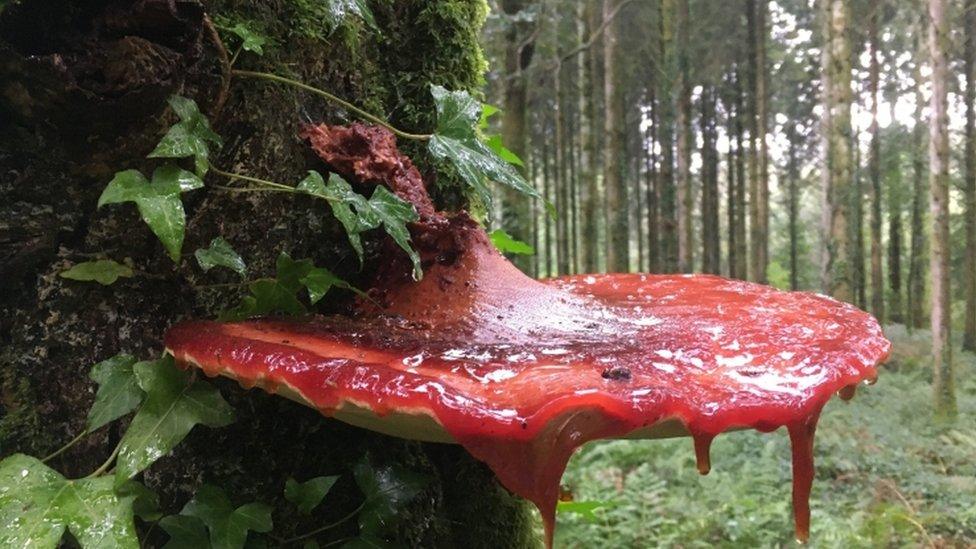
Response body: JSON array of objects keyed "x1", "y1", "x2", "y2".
[{"x1": 164, "y1": 124, "x2": 890, "y2": 547}]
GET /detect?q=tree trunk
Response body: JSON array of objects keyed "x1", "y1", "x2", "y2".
[
  {"x1": 928, "y1": 0, "x2": 956, "y2": 416},
  {"x1": 868, "y1": 0, "x2": 885, "y2": 322},
  {"x1": 749, "y1": 0, "x2": 769, "y2": 284},
  {"x1": 603, "y1": 0, "x2": 629, "y2": 272},
  {"x1": 820, "y1": 0, "x2": 855, "y2": 303},
  {"x1": 963, "y1": 0, "x2": 976, "y2": 351},
  {"x1": 854, "y1": 129, "x2": 867, "y2": 309},
  {"x1": 701, "y1": 86, "x2": 720, "y2": 274},
  {"x1": 887, "y1": 100, "x2": 905, "y2": 324},
  {"x1": 500, "y1": 0, "x2": 536, "y2": 274},
  {"x1": 787, "y1": 130, "x2": 801, "y2": 291},
  {"x1": 647, "y1": 85, "x2": 660, "y2": 273},
  {"x1": 658, "y1": 0, "x2": 678, "y2": 273},
  {"x1": 675, "y1": 0, "x2": 693, "y2": 273},
  {"x1": 908, "y1": 32, "x2": 928, "y2": 331},
  {"x1": 0, "y1": 1, "x2": 537, "y2": 546},
  {"x1": 582, "y1": 2, "x2": 603, "y2": 274},
  {"x1": 725, "y1": 78, "x2": 739, "y2": 279},
  {"x1": 734, "y1": 68, "x2": 749, "y2": 280}
]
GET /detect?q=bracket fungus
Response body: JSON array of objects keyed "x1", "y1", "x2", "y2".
[{"x1": 165, "y1": 123, "x2": 890, "y2": 547}]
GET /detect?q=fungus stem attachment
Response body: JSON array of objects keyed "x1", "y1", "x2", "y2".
[
  {"x1": 231, "y1": 70, "x2": 433, "y2": 142},
  {"x1": 42, "y1": 430, "x2": 89, "y2": 463}
]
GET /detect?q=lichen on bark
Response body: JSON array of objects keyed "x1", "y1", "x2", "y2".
[{"x1": 0, "y1": 0, "x2": 536, "y2": 546}]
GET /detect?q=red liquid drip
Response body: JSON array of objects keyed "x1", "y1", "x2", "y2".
[
  {"x1": 692, "y1": 432, "x2": 715, "y2": 475},
  {"x1": 787, "y1": 411, "x2": 821, "y2": 543}
]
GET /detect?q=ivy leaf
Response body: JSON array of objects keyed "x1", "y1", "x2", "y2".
[
  {"x1": 0, "y1": 454, "x2": 139, "y2": 548},
  {"x1": 556, "y1": 500, "x2": 613, "y2": 524},
  {"x1": 114, "y1": 356, "x2": 234, "y2": 487},
  {"x1": 353, "y1": 457, "x2": 428, "y2": 537},
  {"x1": 160, "y1": 514, "x2": 210, "y2": 549},
  {"x1": 484, "y1": 135, "x2": 524, "y2": 167},
  {"x1": 478, "y1": 103, "x2": 500, "y2": 130},
  {"x1": 196, "y1": 237, "x2": 247, "y2": 276},
  {"x1": 98, "y1": 166, "x2": 201, "y2": 262},
  {"x1": 297, "y1": 171, "x2": 379, "y2": 264},
  {"x1": 149, "y1": 96, "x2": 222, "y2": 176},
  {"x1": 117, "y1": 480, "x2": 162, "y2": 522},
  {"x1": 182, "y1": 485, "x2": 273, "y2": 549},
  {"x1": 324, "y1": 0, "x2": 378, "y2": 32},
  {"x1": 226, "y1": 23, "x2": 267, "y2": 54},
  {"x1": 87, "y1": 354, "x2": 145, "y2": 432},
  {"x1": 60, "y1": 259, "x2": 134, "y2": 286},
  {"x1": 301, "y1": 266, "x2": 362, "y2": 305},
  {"x1": 488, "y1": 229, "x2": 535, "y2": 255},
  {"x1": 367, "y1": 187, "x2": 421, "y2": 280},
  {"x1": 285, "y1": 476, "x2": 339, "y2": 515},
  {"x1": 427, "y1": 85, "x2": 541, "y2": 212}
]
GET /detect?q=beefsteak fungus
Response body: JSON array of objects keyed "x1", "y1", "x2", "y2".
[{"x1": 165, "y1": 123, "x2": 890, "y2": 547}]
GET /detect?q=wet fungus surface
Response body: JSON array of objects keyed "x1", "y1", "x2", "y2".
[{"x1": 165, "y1": 123, "x2": 890, "y2": 547}]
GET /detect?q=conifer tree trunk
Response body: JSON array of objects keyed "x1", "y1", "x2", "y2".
[
  {"x1": 928, "y1": 0, "x2": 956, "y2": 416},
  {"x1": 500, "y1": 0, "x2": 536, "y2": 274},
  {"x1": 820, "y1": 0, "x2": 855, "y2": 303},
  {"x1": 734, "y1": 69, "x2": 749, "y2": 279},
  {"x1": 658, "y1": 0, "x2": 679, "y2": 273},
  {"x1": 725, "y1": 83, "x2": 739, "y2": 279},
  {"x1": 853, "y1": 129, "x2": 867, "y2": 309},
  {"x1": 963, "y1": 0, "x2": 976, "y2": 352},
  {"x1": 582, "y1": 2, "x2": 603, "y2": 273},
  {"x1": 750, "y1": 0, "x2": 769, "y2": 284},
  {"x1": 888, "y1": 99, "x2": 905, "y2": 324},
  {"x1": 868, "y1": 0, "x2": 885, "y2": 322},
  {"x1": 701, "y1": 86, "x2": 721, "y2": 274},
  {"x1": 787, "y1": 128, "x2": 801, "y2": 290},
  {"x1": 603, "y1": 0, "x2": 628, "y2": 272},
  {"x1": 675, "y1": 0, "x2": 693, "y2": 273},
  {"x1": 647, "y1": 86, "x2": 661, "y2": 273},
  {"x1": 908, "y1": 31, "x2": 928, "y2": 331}
]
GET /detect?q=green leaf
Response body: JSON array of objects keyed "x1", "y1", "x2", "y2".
[
  {"x1": 97, "y1": 167, "x2": 198, "y2": 262},
  {"x1": 226, "y1": 23, "x2": 267, "y2": 54},
  {"x1": 114, "y1": 356, "x2": 234, "y2": 487},
  {"x1": 87, "y1": 354, "x2": 145, "y2": 432},
  {"x1": 160, "y1": 514, "x2": 210, "y2": 549},
  {"x1": 117, "y1": 480, "x2": 162, "y2": 522},
  {"x1": 285, "y1": 476, "x2": 339, "y2": 515},
  {"x1": 556, "y1": 500, "x2": 613, "y2": 523},
  {"x1": 353, "y1": 457, "x2": 427, "y2": 537},
  {"x1": 323, "y1": 0, "x2": 378, "y2": 32},
  {"x1": 478, "y1": 103, "x2": 500, "y2": 129},
  {"x1": 427, "y1": 86, "x2": 541, "y2": 211},
  {"x1": 196, "y1": 237, "x2": 247, "y2": 276},
  {"x1": 297, "y1": 171, "x2": 379, "y2": 264},
  {"x1": 0, "y1": 454, "x2": 139, "y2": 548},
  {"x1": 488, "y1": 229, "x2": 535, "y2": 256},
  {"x1": 302, "y1": 266, "x2": 362, "y2": 305},
  {"x1": 182, "y1": 485, "x2": 273, "y2": 549},
  {"x1": 60, "y1": 259, "x2": 134, "y2": 286},
  {"x1": 484, "y1": 135, "x2": 524, "y2": 167},
  {"x1": 367, "y1": 187, "x2": 421, "y2": 280},
  {"x1": 149, "y1": 96, "x2": 222, "y2": 177}
]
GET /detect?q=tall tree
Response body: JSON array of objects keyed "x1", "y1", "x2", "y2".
[
  {"x1": 675, "y1": 0, "x2": 693, "y2": 272},
  {"x1": 867, "y1": 0, "x2": 884, "y2": 322},
  {"x1": 907, "y1": 30, "x2": 928, "y2": 331},
  {"x1": 734, "y1": 67, "x2": 749, "y2": 279},
  {"x1": 748, "y1": 0, "x2": 770, "y2": 283},
  {"x1": 928, "y1": 0, "x2": 955, "y2": 415},
  {"x1": 658, "y1": 0, "x2": 679, "y2": 272},
  {"x1": 581, "y1": 2, "x2": 603, "y2": 273},
  {"x1": 820, "y1": 0, "x2": 855, "y2": 303},
  {"x1": 725, "y1": 75, "x2": 741, "y2": 279},
  {"x1": 786, "y1": 125, "x2": 802, "y2": 290},
  {"x1": 963, "y1": 0, "x2": 976, "y2": 351},
  {"x1": 603, "y1": 0, "x2": 629, "y2": 272},
  {"x1": 701, "y1": 86, "x2": 721, "y2": 273},
  {"x1": 500, "y1": 0, "x2": 538, "y2": 273}
]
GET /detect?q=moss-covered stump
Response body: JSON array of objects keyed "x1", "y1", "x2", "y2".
[{"x1": 0, "y1": 0, "x2": 537, "y2": 546}]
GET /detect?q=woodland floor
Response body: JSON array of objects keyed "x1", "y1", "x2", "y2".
[{"x1": 552, "y1": 325, "x2": 976, "y2": 548}]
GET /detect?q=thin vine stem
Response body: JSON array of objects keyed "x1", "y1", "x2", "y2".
[
  {"x1": 278, "y1": 501, "x2": 366, "y2": 545},
  {"x1": 42, "y1": 430, "x2": 89, "y2": 463},
  {"x1": 86, "y1": 441, "x2": 122, "y2": 478},
  {"x1": 231, "y1": 70, "x2": 432, "y2": 142},
  {"x1": 210, "y1": 166, "x2": 296, "y2": 191}
]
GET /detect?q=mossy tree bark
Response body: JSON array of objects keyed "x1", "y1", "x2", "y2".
[{"x1": 0, "y1": 1, "x2": 537, "y2": 547}]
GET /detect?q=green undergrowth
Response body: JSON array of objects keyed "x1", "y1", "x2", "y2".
[{"x1": 554, "y1": 325, "x2": 976, "y2": 548}]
